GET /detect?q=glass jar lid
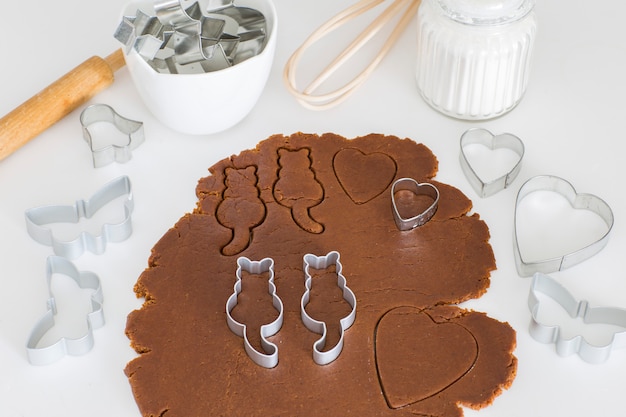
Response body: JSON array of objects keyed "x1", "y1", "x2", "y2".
[{"x1": 436, "y1": 0, "x2": 535, "y2": 25}]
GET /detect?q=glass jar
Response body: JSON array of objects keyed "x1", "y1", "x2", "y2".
[{"x1": 415, "y1": 0, "x2": 537, "y2": 120}]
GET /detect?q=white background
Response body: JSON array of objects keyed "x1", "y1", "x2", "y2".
[{"x1": 1, "y1": 0, "x2": 625, "y2": 416}]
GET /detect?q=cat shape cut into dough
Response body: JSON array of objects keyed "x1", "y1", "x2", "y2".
[
  {"x1": 216, "y1": 166, "x2": 266, "y2": 255},
  {"x1": 125, "y1": 133, "x2": 517, "y2": 417},
  {"x1": 273, "y1": 148, "x2": 325, "y2": 234}
]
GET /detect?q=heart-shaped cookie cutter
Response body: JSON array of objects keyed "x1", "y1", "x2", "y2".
[
  {"x1": 391, "y1": 178, "x2": 439, "y2": 231},
  {"x1": 301, "y1": 251, "x2": 357, "y2": 365},
  {"x1": 528, "y1": 272, "x2": 626, "y2": 363},
  {"x1": 459, "y1": 128, "x2": 525, "y2": 198},
  {"x1": 514, "y1": 175, "x2": 614, "y2": 277},
  {"x1": 225, "y1": 256, "x2": 284, "y2": 368},
  {"x1": 80, "y1": 104, "x2": 145, "y2": 168},
  {"x1": 25, "y1": 176, "x2": 134, "y2": 259},
  {"x1": 26, "y1": 256, "x2": 104, "y2": 365}
]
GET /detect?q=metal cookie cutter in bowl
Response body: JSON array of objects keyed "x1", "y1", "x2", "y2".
[
  {"x1": 459, "y1": 128, "x2": 524, "y2": 198},
  {"x1": 391, "y1": 178, "x2": 439, "y2": 231},
  {"x1": 513, "y1": 175, "x2": 614, "y2": 277},
  {"x1": 114, "y1": 9, "x2": 171, "y2": 59},
  {"x1": 301, "y1": 251, "x2": 357, "y2": 365},
  {"x1": 25, "y1": 176, "x2": 134, "y2": 259},
  {"x1": 155, "y1": 0, "x2": 204, "y2": 26},
  {"x1": 226, "y1": 256, "x2": 284, "y2": 368},
  {"x1": 116, "y1": 0, "x2": 268, "y2": 74},
  {"x1": 80, "y1": 104, "x2": 145, "y2": 168},
  {"x1": 528, "y1": 272, "x2": 626, "y2": 364},
  {"x1": 26, "y1": 256, "x2": 104, "y2": 366}
]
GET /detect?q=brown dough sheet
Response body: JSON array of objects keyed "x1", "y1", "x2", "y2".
[{"x1": 125, "y1": 133, "x2": 516, "y2": 417}]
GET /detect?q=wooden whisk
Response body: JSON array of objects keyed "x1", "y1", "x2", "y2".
[{"x1": 283, "y1": 0, "x2": 421, "y2": 110}]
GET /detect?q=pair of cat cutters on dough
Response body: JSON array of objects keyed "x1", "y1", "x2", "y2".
[
  {"x1": 80, "y1": 104, "x2": 145, "y2": 168},
  {"x1": 391, "y1": 178, "x2": 439, "y2": 231},
  {"x1": 26, "y1": 256, "x2": 104, "y2": 366},
  {"x1": 459, "y1": 128, "x2": 525, "y2": 198},
  {"x1": 226, "y1": 252, "x2": 357, "y2": 367},
  {"x1": 226, "y1": 257, "x2": 284, "y2": 368},
  {"x1": 25, "y1": 176, "x2": 134, "y2": 260},
  {"x1": 529, "y1": 273, "x2": 626, "y2": 363},
  {"x1": 514, "y1": 175, "x2": 614, "y2": 277},
  {"x1": 302, "y1": 251, "x2": 357, "y2": 365}
]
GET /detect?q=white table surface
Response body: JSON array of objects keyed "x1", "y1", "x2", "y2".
[{"x1": 1, "y1": 1, "x2": 625, "y2": 416}]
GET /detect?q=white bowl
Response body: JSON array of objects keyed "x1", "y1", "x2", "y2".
[{"x1": 122, "y1": 0, "x2": 277, "y2": 135}]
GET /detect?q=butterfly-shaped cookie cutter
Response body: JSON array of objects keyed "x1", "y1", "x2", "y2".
[
  {"x1": 459, "y1": 128, "x2": 525, "y2": 198},
  {"x1": 529, "y1": 273, "x2": 626, "y2": 363},
  {"x1": 301, "y1": 251, "x2": 357, "y2": 365},
  {"x1": 26, "y1": 256, "x2": 104, "y2": 365},
  {"x1": 226, "y1": 256, "x2": 284, "y2": 368},
  {"x1": 391, "y1": 178, "x2": 439, "y2": 231},
  {"x1": 25, "y1": 176, "x2": 134, "y2": 259},
  {"x1": 513, "y1": 175, "x2": 614, "y2": 277},
  {"x1": 80, "y1": 104, "x2": 145, "y2": 168}
]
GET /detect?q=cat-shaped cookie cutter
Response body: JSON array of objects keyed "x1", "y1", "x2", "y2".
[
  {"x1": 24, "y1": 176, "x2": 134, "y2": 259},
  {"x1": 226, "y1": 256, "x2": 284, "y2": 368},
  {"x1": 301, "y1": 251, "x2": 357, "y2": 365},
  {"x1": 26, "y1": 256, "x2": 104, "y2": 365},
  {"x1": 528, "y1": 273, "x2": 626, "y2": 364}
]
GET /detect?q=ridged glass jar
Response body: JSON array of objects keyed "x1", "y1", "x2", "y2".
[{"x1": 415, "y1": 0, "x2": 537, "y2": 120}]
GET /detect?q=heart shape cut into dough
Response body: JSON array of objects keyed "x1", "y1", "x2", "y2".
[
  {"x1": 459, "y1": 128, "x2": 524, "y2": 198},
  {"x1": 333, "y1": 148, "x2": 397, "y2": 204},
  {"x1": 375, "y1": 307, "x2": 478, "y2": 409},
  {"x1": 513, "y1": 175, "x2": 614, "y2": 276}
]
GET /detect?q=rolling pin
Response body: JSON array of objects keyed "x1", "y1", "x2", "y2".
[{"x1": 0, "y1": 49, "x2": 125, "y2": 161}]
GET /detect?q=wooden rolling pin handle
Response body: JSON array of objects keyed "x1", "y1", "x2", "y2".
[{"x1": 0, "y1": 49, "x2": 125, "y2": 161}]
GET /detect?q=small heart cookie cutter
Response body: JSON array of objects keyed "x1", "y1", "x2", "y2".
[
  {"x1": 301, "y1": 251, "x2": 357, "y2": 365},
  {"x1": 80, "y1": 104, "x2": 145, "y2": 168},
  {"x1": 513, "y1": 175, "x2": 614, "y2": 277},
  {"x1": 391, "y1": 178, "x2": 439, "y2": 231},
  {"x1": 459, "y1": 128, "x2": 525, "y2": 198},
  {"x1": 528, "y1": 272, "x2": 626, "y2": 364},
  {"x1": 225, "y1": 256, "x2": 284, "y2": 368},
  {"x1": 25, "y1": 176, "x2": 134, "y2": 260},
  {"x1": 26, "y1": 256, "x2": 104, "y2": 366}
]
